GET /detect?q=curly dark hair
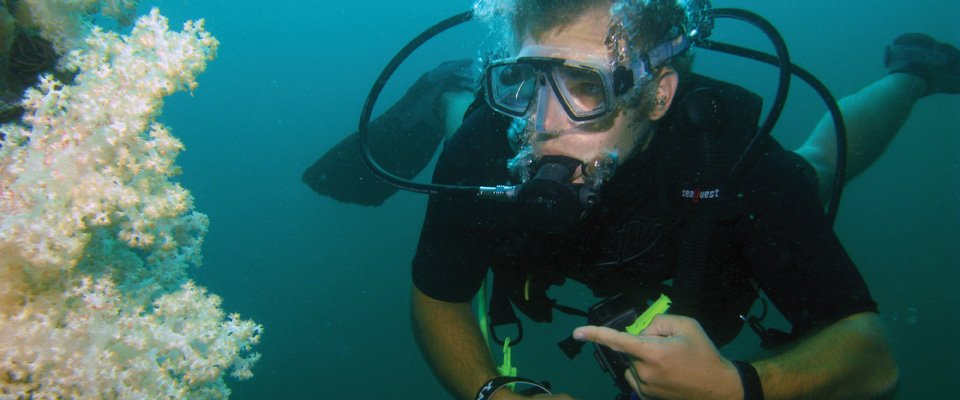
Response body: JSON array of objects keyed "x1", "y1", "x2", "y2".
[{"x1": 512, "y1": 0, "x2": 609, "y2": 43}]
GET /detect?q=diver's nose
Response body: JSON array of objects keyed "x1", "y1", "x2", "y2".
[{"x1": 532, "y1": 77, "x2": 576, "y2": 133}]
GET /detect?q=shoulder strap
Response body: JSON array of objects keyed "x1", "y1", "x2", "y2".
[
  {"x1": 668, "y1": 221, "x2": 716, "y2": 319},
  {"x1": 488, "y1": 270, "x2": 525, "y2": 345},
  {"x1": 652, "y1": 74, "x2": 766, "y2": 318},
  {"x1": 655, "y1": 73, "x2": 764, "y2": 222}
]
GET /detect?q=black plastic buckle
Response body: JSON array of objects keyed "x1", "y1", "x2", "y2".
[
  {"x1": 740, "y1": 297, "x2": 794, "y2": 350},
  {"x1": 490, "y1": 321, "x2": 523, "y2": 346}
]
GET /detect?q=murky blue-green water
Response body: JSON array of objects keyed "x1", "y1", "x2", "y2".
[{"x1": 144, "y1": 0, "x2": 959, "y2": 398}]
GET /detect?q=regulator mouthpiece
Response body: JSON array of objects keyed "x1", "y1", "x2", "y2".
[{"x1": 516, "y1": 155, "x2": 599, "y2": 234}]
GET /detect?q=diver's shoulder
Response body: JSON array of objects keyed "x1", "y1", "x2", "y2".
[
  {"x1": 741, "y1": 139, "x2": 820, "y2": 197},
  {"x1": 433, "y1": 104, "x2": 514, "y2": 185},
  {"x1": 442, "y1": 103, "x2": 514, "y2": 159}
]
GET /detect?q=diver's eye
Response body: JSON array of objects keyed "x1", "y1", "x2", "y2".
[
  {"x1": 563, "y1": 79, "x2": 605, "y2": 111},
  {"x1": 568, "y1": 81, "x2": 604, "y2": 97},
  {"x1": 556, "y1": 66, "x2": 607, "y2": 111},
  {"x1": 498, "y1": 65, "x2": 526, "y2": 86}
]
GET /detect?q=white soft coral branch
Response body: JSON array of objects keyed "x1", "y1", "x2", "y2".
[{"x1": 0, "y1": 8, "x2": 260, "y2": 399}]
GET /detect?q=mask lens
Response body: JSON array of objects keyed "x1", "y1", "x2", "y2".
[
  {"x1": 554, "y1": 65, "x2": 608, "y2": 118},
  {"x1": 489, "y1": 64, "x2": 537, "y2": 116}
]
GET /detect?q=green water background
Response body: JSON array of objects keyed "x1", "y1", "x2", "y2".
[{"x1": 137, "y1": 0, "x2": 960, "y2": 397}]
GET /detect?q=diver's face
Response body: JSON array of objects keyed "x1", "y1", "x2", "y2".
[{"x1": 516, "y1": 8, "x2": 647, "y2": 182}]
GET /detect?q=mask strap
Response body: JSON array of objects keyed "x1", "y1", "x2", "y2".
[{"x1": 631, "y1": 35, "x2": 693, "y2": 83}]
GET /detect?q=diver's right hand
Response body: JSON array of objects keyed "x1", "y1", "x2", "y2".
[{"x1": 885, "y1": 33, "x2": 960, "y2": 96}]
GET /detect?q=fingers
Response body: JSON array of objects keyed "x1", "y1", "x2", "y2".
[
  {"x1": 638, "y1": 314, "x2": 698, "y2": 338},
  {"x1": 625, "y1": 361, "x2": 645, "y2": 390},
  {"x1": 574, "y1": 315, "x2": 688, "y2": 344},
  {"x1": 573, "y1": 315, "x2": 702, "y2": 357},
  {"x1": 573, "y1": 325, "x2": 651, "y2": 354}
]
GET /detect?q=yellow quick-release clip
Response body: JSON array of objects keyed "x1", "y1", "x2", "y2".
[
  {"x1": 498, "y1": 336, "x2": 518, "y2": 378},
  {"x1": 498, "y1": 337, "x2": 518, "y2": 390},
  {"x1": 625, "y1": 294, "x2": 672, "y2": 335},
  {"x1": 524, "y1": 274, "x2": 532, "y2": 301},
  {"x1": 477, "y1": 278, "x2": 518, "y2": 382}
]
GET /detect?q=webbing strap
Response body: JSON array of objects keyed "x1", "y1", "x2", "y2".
[{"x1": 670, "y1": 222, "x2": 716, "y2": 318}]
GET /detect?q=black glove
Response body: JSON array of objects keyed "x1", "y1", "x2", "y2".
[{"x1": 885, "y1": 33, "x2": 960, "y2": 96}]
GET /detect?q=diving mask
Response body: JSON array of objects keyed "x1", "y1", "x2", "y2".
[
  {"x1": 484, "y1": 36, "x2": 693, "y2": 128},
  {"x1": 484, "y1": 51, "x2": 625, "y2": 127}
]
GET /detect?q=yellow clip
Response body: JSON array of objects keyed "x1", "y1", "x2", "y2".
[
  {"x1": 626, "y1": 294, "x2": 672, "y2": 335},
  {"x1": 523, "y1": 274, "x2": 532, "y2": 301},
  {"x1": 498, "y1": 337, "x2": 518, "y2": 378}
]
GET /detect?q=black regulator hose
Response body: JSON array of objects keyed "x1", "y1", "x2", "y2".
[
  {"x1": 357, "y1": 11, "x2": 477, "y2": 197},
  {"x1": 704, "y1": 8, "x2": 791, "y2": 177}
]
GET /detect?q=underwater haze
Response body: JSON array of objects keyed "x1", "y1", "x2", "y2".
[{"x1": 140, "y1": 0, "x2": 960, "y2": 398}]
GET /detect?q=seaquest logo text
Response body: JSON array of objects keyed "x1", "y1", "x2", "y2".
[{"x1": 681, "y1": 188, "x2": 720, "y2": 203}]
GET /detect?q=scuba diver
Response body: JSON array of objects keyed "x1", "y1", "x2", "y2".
[{"x1": 303, "y1": 0, "x2": 960, "y2": 399}]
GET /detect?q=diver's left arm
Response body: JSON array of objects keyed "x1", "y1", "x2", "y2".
[
  {"x1": 742, "y1": 154, "x2": 899, "y2": 398},
  {"x1": 752, "y1": 311, "x2": 898, "y2": 400},
  {"x1": 573, "y1": 311, "x2": 897, "y2": 400},
  {"x1": 797, "y1": 33, "x2": 960, "y2": 205},
  {"x1": 796, "y1": 73, "x2": 926, "y2": 204}
]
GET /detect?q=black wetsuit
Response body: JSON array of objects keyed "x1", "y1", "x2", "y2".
[{"x1": 412, "y1": 80, "x2": 877, "y2": 346}]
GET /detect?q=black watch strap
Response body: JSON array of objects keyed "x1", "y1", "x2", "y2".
[
  {"x1": 732, "y1": 360, "x2": 764, "y2": 400},
  {"x1": 474, "y1": 376, "x2": 552, "y2": 400}
]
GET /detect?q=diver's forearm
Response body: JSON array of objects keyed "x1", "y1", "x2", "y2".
[
  {"x1": 833, "y1": 73, "x2": 925, "y2": 178},
  {"x1": 754, "y1": 312, "x2": 898, "y2": 400},
  {"x1": 411, "y1": 286, "x2": 501, "y2": 400}
]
